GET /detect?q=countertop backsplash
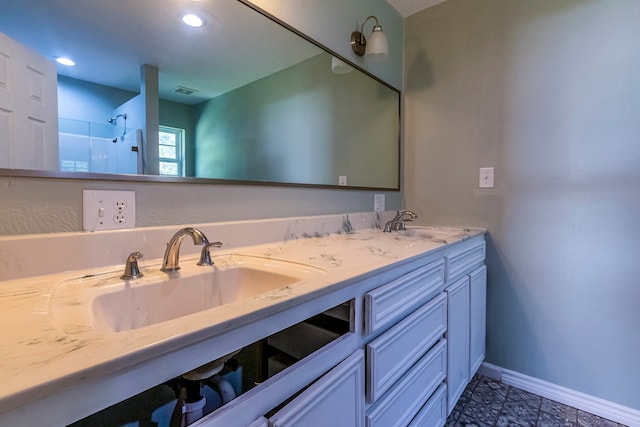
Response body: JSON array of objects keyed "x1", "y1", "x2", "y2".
[{"x1": 0, "y1": 211, "x2": 397, "y2": 281}]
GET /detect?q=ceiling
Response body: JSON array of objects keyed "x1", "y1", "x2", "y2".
[
  {"x1": 386, "y1": 0, "x2": 449, "y2": 17},
  {"x1": 0, "y1": 0, "x2": 321, "y2": 104}
]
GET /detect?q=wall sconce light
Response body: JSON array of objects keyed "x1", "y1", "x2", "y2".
[{"x1": 350, "y1": 16, "x2": 389, "y2": 62}]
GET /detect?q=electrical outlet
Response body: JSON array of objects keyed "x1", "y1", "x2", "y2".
[
  {"x1": 338, "y1": 176, "x2": 348, "y2": 186},
  {"x1": 374, "y1": 194, "x2": 385, "y2": 212},
  {"x1": 83, "y1": 190, "x2": 136, "y2": 231}
]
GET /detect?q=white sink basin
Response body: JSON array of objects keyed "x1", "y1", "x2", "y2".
[{"x1": 50, "y1": 254, "x2": 325, "y2": 334}]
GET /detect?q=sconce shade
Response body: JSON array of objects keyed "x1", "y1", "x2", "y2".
[
  {"x1": 365, "y1": 26, "x2": 388, "y2": 62},
  {"x1": 331, "y1": 56, "x2": 354, "y2": 74},
  {"x1": 350, "y1": 16, "x2": 389, "y2": 63}
]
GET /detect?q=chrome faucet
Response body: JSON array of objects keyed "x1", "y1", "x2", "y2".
[
  {"x1": 383, "y1": 210, "x2": 419, "y2": 232},
  {"x1": 121, "y1": 251, "x2": 144, "y2": 280},
  {"x1": 161, "y1": 227, "x2": 222, "y2": 272}
]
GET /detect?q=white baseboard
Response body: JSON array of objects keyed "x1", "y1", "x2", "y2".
[
  {"x1": 477, "y1": 362, "x2": 502, "y2": 381},
  {"x1": 480, "y1": 362, "x2": 640, "y2": 427}
]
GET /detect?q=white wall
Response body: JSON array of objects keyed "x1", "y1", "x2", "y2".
[
  {"x1": 404, "y1": 0, "x2": 640, "y2": 410},
  {"x1": 0, "y1": 0, "x2": 404, "y2": 236}
]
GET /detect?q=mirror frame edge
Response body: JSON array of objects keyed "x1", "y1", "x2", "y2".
[{"x1": 0, "y1": 168, "x2": 401, "y2": 191}]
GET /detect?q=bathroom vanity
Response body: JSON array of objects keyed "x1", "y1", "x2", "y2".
[{"x1": 0, "y1": 212, "x2": 486, "y2": 426}]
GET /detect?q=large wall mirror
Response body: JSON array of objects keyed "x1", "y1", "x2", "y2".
[{"x1": 0, "y1": 0, "x2": 400, "y2": 190}]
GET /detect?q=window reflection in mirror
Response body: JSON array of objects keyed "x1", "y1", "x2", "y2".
[{"x1": 159, "y1": 126, "x2": 185, "y2": 177}]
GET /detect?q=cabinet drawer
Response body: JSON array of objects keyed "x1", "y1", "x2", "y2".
[
  {"x1": 366, "y1": 339, "x2": 446, "y2": 427},
  {"x1": 269, "y1": 350, "x2": 365, "y2": 427},
  {"x1": 408, "y1": 384, "x2": 447, "y2": 427},
  {"x1": 365, "y1": 259, "x2": 444, "y2": 335},
  {"x1": 445, "y1": 241, "x2": 486, "y2": 283},
  {"x1": 366, "y1": 293, "x2": 447, "y2": 403},
  {"x1": 191, "y1": 333, "x2": 358, "y2": 427}
]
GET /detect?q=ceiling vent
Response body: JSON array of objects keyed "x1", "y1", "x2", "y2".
[{"x1": 173, "y1": 86, "x2": 199, "y2": 95}]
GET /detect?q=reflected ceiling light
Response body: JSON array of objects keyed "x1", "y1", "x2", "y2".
[
  {"x1": 350, "y1": 16, "x2": 389, "y2": 63},
  {"x1": 54, "y1": 56, "x2": 75, "y2": 66},
  {"x1": 182, "y1": 13, "x2": 205, "y2": 27}
]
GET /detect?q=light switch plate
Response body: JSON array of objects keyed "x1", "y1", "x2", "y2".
[
  {"x1": 83, "y1": 190, "x2": 136, "y2": 231},
  {"x1": 479, "y1": 167, "x2": 494, "y2": 188}
]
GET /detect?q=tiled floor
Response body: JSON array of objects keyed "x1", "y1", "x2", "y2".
[{"x1": 446, "y1": 375, "x2": 628, "y2": 427}]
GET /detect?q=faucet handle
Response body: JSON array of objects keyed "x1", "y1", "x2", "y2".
[
  {"x1": 397, "y1": 220, "x2": 413, "y2": 231},
  {"x1": 383, "y1": 221, "x2": 395, "y2": 232},
  {"x1": 121, "y1": 251, "x2": 144, "y2": 280},
  {"x1": 198, "y1": 242, "x2": 223, "y2": 266},
  {"x1": 396, "y1": 210, "x2": 418, "y2": 229}
]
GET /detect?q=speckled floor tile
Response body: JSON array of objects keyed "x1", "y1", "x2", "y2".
[
  {"x1": 472, "y1": 379, "x2": 509, "y2": 407},
  {"x1": 448, "y1": 380, "x2": 479, "y2": 424},
  {"x1": 448, "y1": 407, "x2": 464, "y2": 425},
  {"x1": 501, "y1": 399, "x2": 539, "y2": 422},
  {"x1": 459, "y1": 383, "x2": 476, "y2": 408},
  {"x1": 463, "y1": 396, "x2": 504, "y2": 425},
  {"x1": 453, "y1": 413, "x2": 492, "y2": 426},
  {"x1": 474, "y1": 376, "x2": 510, "y2": 397},
  {"x1": 444, "y1": 375, "x2": 624, "y2": 427},
  {"x1": 507, "y1": 387, "x2": 543, "y2": 406},
  {"x1": 577, "y1": 410, "x2": 622, "y2": 427},
  {"x1": 540, "y1": 398, "x2": 578, "y2": 424},
  {"x1": 496, "y1": 414, "x2": 537, "y2": 427},
  {"x1": 468, "y1": 373, "x2": 482, "y2": 388},
  {"x1": 537, "y1": 410, "x2": 577, "y2": 427}
]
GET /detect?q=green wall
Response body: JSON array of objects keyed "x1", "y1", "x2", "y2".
[
  {"x1": 194, "y1": 53, "x2": 399, "y2": 188},
  {"x1": 404, "y1": 0, "x2": 640, "y2": 410}
]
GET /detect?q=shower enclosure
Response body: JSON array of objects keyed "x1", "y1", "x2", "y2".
[{"x1": 58, "y1": 117, "x2": 141, "y2": 174}]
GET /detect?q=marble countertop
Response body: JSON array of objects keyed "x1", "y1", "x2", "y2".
[{"x1": 0, "y1": 220, "x2": 484, "y2": 417}]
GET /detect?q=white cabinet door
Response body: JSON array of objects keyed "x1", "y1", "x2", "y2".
[
  {"x1": 247, "y1": 417, "x2": 269, "y2": 427},
  {"x1": 445, "y1": 276, "x2": 470, "y2": 414},
  {"x1": 269, "y1": 350, "x2": 364, "y2": 427},
  {"x1": 469, "y1": 265, "x2": 487, "y2": 376},
  {"x1": 0, "y1": 33, "x2": 58, "y2": 170}
]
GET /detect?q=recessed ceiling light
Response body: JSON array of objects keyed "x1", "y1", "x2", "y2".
[
  {"x1": 55, "y1": 57, "x2": 76, "y2": 66},
  {"x1": 182, "y1": 13, "x2": 205, "y2": 28}
]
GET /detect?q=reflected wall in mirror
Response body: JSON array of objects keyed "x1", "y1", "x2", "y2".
[{"x1": 0, "y1": 0, "x2": 400, "y2": 189}]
